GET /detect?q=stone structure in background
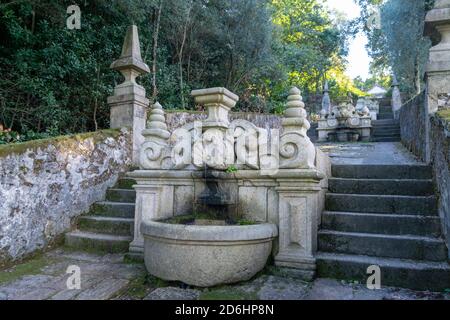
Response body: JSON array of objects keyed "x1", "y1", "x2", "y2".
[
  {"x1": 320, "y1": 81, "x2": 331, "y2": 117},
  {"x1": 127, "y1": 87, "x2": 329, "y2": 285},
  {"x1": 424, "y1": 0, "x2": 450, "y2": 162},
  {"x1": 356, "y1": 97, "x2": 380, "y2": 121},
  {"x1": 317, "y1": 101, "x2": 372, "y2": 142},
  {"x1": 391, "y1": 74, "x2": 402, "y2": 120},
  {"x1": 367, "y1": 84, "x2": 387, "y2": 99},
  {"x1": 108, "y1": 25, "x2": 150, "y2": 165}
]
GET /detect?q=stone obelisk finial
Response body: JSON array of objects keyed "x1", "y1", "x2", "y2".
[
  {"x1": 110, "y1": 25, "x2": 150, "y2": 97},
  {"x1": 108, "y1": 25, "x2": 150, "y2": 166},
  {"x1": 282, "y1": 87, "x2": 311, "y2": 136},
  {"x1": 321, "y1": 81, "x2": 331, "y2": 118}
]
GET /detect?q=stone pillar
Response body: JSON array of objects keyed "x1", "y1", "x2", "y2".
[
  {"x1": 391, "y1": 74, "x2": 402, "y2": 120},
  {"x1": 274, "y1": 87, "x2": 325, "y2": 280},
  {"x1": 108, "y1": 25, "x2": 150, "y2": 165},
  {"x1": 423, "y1": 0, "x2": 450, "y2": 162}
]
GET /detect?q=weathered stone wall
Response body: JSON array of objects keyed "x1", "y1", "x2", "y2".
[
  {"x1": 0, "y1": 129, "x2": 132, "y2": 265},
  {"x1": 429, "y1": 113, "x2": 450, "y2": 257},
  {"x1": 399, "y1": 92, "x2": 428, "y2": 161}
]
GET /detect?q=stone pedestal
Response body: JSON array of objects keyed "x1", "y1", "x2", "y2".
[
  {"x1": 274, "y1": 170, "x2": 323, "y2": 280},
  {"x1": 108, "y1": 94, "x2": 149, "y2": 164},
  {"x1": 423, "y1": 0, "x2": 450, "y2": 162}
]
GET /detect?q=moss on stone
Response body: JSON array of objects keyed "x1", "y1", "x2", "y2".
[
  {"x1": 121, "y1": 273, "x2": 153, "y2": 299},
  {"x1": 0, "y1": 254, "x2": 52, "y2": 285},
  {"x1": 437, "y1": 109, "x2": 450, "y2": 121},
  {"x1": 0, "y1": 129, "x2": 122, "y2": 158}
]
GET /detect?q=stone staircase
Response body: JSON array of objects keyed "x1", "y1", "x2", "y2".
[
  {"x1": 372, "y1": 102, "x2": 401, "y2": 142},
  {"x1": 65, "y1": 178, "x2": 136, "y2": 253},
  {"x1": 317, "y1": 164, "x2": 450, "y2": 291}
]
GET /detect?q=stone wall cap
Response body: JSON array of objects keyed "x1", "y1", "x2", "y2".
[
  {"x1": 191, "y1": 87, "x2": 239, "y2": 102},
  {"x1": 424, "y1": 5, "x2": 450, "y2": 37}
]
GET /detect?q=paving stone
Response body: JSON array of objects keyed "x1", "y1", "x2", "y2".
[
  {"x1": 144, "y1": 287, "x2": 201, "y2": 300},
  {"x1": 75, "y1": 278, "x2": 129, "y2": 300},
  {"x1": 257, "y1": 276, "x2": 309, "y2": 300},
  {"x1": 306, "y1": 279, "x2": 355, "y2": 300}
]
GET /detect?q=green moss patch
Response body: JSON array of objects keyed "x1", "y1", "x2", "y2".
[
  {"x1": 437, "y1": 109, "x2": 450, "y2": 121},
  {"x1": 0, "y1": 254, "x2": 53, "y2": 285},
  {"x1": 0, "y1": 129, "x2": 122, "y2": 158}
]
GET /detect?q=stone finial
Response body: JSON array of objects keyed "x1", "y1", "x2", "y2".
[
  {"x1": 110, "y1": 25, "x2": 150, "y2": 97},
  {"x1": 279, "y1": 87, "x2": 315, "y2": 169},
  {"x1": 143, "y1": 102, "x2": 170, "y2": 141},
  {"x1": 321, "y1": 81, "x2": 331, "y2": 117},
  {"x1": 282, "y1": 87, "x2": 309, "y2": 132}
]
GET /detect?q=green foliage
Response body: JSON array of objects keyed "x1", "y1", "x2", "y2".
[
  {"x1": 0, "y1": 0, "x2": 354, "y2": 139},
  {"x1": 357, "y1": 0, "x2": 432, "y2": 97}
]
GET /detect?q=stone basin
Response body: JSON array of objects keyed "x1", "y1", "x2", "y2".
[{"x1": 141, "y1": 220, "x2": 278, "y2": 287}]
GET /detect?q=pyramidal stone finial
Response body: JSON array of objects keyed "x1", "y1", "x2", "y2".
[
  {"x1": 143, "y1": 102, "x2": 170, "y2": 141},
  {"x1": 111, "y1": 25, "x2": 150, "y2": 74},
  {"x1": 282, "y1": 87, "x2": 310, "y2": 134}
]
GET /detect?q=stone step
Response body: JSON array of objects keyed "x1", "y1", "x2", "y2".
[
  {"x1": 115, "y1": 178, "x2": 137, "y2": 190},
  {"x1": 378, "y1": 113, "x2": 394, "y2": 120},
  {"x1": 326, "y1": 193, "x2": 437, "y2": 215},
  {"x1": 316, "y1": 252, "x2": 450, "y2": 292},
  {"x1": 371, "y1": 134, "x2": 401, "y2": 139},
  {"x1": 372, "y1": 119, "x2": 399, "y2": 126},
  {"x1": 371, "y1": 125, "x2": 400, "y2": 132},
  {"x1": 372, "y1": 129, "x2": 400, "y2": 136},
  {"x1": 91, "y1": 202, "x2": 135, "y2": 218},
  {"x1": 379, "y1": 106, "x2": 393, "y2": 112},
  {"x1": 65, "y1": 231, "x2": 132, "y2": 253},
  {"x1": 371, "y1": 137, "x2": 401, "y2": 142},
  {"x1": 328, "y1": 178, "x2": 434, "y2": 196},
  {"x1": 77, "y1": 216, "x2": 134, "y2": 236},
  {"x1": 106, "y1": 189, "x2": 136, "y2": 203},
  {"x1": 321, "y1": 211, "x2": 442, "y2": 237},
  {"x1": 318, "y1": 230, "x2": 447, "y2": 262},
  {"x1": 331, "y1": 164, "x2": 432, "y2": 180}
]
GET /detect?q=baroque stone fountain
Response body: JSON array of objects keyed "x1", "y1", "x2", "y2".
[
  {"x1": 317, "y1": 84, "x2": 372, "y2": 142},
  {"x1": 127, "y1": 87, "x2": 328, "y2": 287}
]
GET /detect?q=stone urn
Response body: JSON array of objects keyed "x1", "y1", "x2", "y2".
[{"x1": 141, "y1": 221, "x2": 278, "y2": 287}]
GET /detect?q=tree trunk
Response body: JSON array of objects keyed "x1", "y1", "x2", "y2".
[
  {"x1": 414, "y1": 57, "x2": 421, "y2": 94},
  {"x1": 179, "y1": 1, "x2": 193, "y2": 109},
  {"x1": 152, "y1": 0, "x2": 163, "y2": 102}
]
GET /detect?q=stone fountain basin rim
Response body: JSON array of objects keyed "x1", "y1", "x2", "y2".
[
  {"x1": 141, "y1": 220, "x2": 278, "y2": 243},
  {"x1": 127, "y1": 169, "x2": 325, "y2": 181}
]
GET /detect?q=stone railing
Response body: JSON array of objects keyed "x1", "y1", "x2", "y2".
[{"x1": 0, "y1": 129, "x2": 132, "y2": 266}]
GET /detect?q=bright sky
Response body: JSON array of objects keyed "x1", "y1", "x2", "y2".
[{"x1": 326, "y1": 0, "x2": 372, "y2": 80}]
